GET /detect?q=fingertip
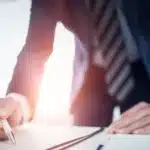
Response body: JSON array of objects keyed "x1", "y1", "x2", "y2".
[
  {"x1": 138, "y1": 102, "x2": 148, "y2": 108},
  {"x1": 115, "y1": 129, "x2": 127, "y2": 134},
  {"x1": 107, "y1": 130, "x2": 112, "y2": 134},
  {"x1": 132, "y1": 130, "x2": 140, "y2": 134},
  {"x1": 107, "y1": 128, "x2": 116, "y2": 134}
]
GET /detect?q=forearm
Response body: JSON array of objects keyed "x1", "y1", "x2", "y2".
[
  {"x1": 6, "y1": 50, "x2": 46, "y2": 121},
  {"x1": 7, "y1": 0, "x2": 57, "y2": 120}
]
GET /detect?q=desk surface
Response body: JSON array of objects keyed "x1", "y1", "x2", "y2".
[{"x1": 0, "y1": 123, "x2": 150, "y2": 150}]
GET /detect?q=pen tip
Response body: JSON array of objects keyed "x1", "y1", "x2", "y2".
[{"x1": 11, "y1": 132, "x2": 16, "y2": 144}]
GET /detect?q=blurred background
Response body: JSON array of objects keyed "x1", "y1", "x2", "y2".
[{"x1": 0, "y1": 0, "x2": 75, "y2": 125}]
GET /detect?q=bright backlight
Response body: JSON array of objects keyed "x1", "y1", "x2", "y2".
[{"x1": 34, "y1": 23, "x2": 75, "y2": 125}]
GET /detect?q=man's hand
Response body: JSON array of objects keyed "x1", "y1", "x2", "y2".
[
  {"x1": 0, "y1": 97, "x2": 23, "y2": 140},
  {"x1": 108, "y1": 102, "x2": 150, "y2": 134}
]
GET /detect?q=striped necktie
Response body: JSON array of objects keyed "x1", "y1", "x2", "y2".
[{"x1": 91, "y1": 0, "x2": 135, "y2": 102}]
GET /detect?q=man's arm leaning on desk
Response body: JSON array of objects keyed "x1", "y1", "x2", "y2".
[{"x1": 6, "y1": 0, "x2": 58, "y2": 124}]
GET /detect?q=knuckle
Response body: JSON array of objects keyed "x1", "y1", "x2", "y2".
[
  {"x1": 6, "y1": 97, "x2": 16, "y2": 104},
  {"x1": 0, "y1": 108, "x2": 9, "y2": 119},
  {"x1": 0, "y1": 111, "x2": 7, "y2": 118},
  {"x1": 142, "y1": 128, "x2": 147, "y2": 133},
  {"x1": 123, "y1": 129, "x2": 131, "y2": 134},
  {"x1": 146, "y1": 107, "x2": 150, "y2": 112},
  {"x1": 6, "y1": 97, "x2": 19, "y2": 108},
  {"x1": 138, "y1": 102, "x2": 148, "y2": 107}
]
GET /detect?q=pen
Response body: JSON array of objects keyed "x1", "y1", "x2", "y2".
[
  {"x1": 46, "y1": 127, "x2": 105, "y2": 150},
  {"x1": 96, "y1": 144, "x2": 104, "y2": 150},
  {"x1": 1, "y1": 119, "x2": 16, "y2": 144}
]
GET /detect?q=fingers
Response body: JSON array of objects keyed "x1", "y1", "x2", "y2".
[
  {"x1": 116, "y1": 102, "x2": 149, "y2": 128},
  {"x1": 0, "y1": 122, "x2": 8, "y2": 141},
  {"x1": 133, "y1": 125, "x2": 150, "y2": 134},
  {"x1": 0, "y1": 98, "x2": 22, "y2": 141},
  {"x1": 7, "y1": 108, "x2": 22, "y2": 128},
  {"x1": 0, "y1": 97, "x2": 22, "y2": 129},
  {"x1": 108, "y1": 102, "x2": 150, "y2": 134},
  {"x1": 122, "y1": 102, "x2": 148, "y2": 118},
  {"x1": 0, "y1": 97, "x2": 19, "y2": 119},
  {"x1": 111, "y1": 105, "x2": 150, "y2": 129},
  {"x1": 0, "y1": 129, "x2": 8, "y2": 141},
  {"x1": 111, "y1": 116, "x2": 150, "y2": 134}
]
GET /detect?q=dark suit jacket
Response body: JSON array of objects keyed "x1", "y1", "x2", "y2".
[{"x1": 7, "y1": 0, "x2": 94, "y2": 120}]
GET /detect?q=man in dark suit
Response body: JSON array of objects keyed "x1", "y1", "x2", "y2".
[{"x1": 1, "y1": 0, "x2": 150, "y2": 139}]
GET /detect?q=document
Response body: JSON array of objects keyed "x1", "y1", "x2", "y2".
[
  {"x1": 0, "y1": 124, "x2": 150, "y2": 150},
  {"x1": 0, "y1": 124, "x2": 105, "y2": 150},
  {"x1": 103, "y1": 134, "x2": 150, "y2": 150}
]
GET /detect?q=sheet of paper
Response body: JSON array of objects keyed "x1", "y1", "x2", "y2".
[
  {"x1": 71, "y1": 132, "x2": 150, "y2": 150},
  {"x1": 103, "y1": 134, "x2": 150, "y2": 150},
  {"x1": 0, "y1": 124, "x2": 150, "y2": 150},
  {"x1": 0, "y1": 124, "x2": 106, "y2": 150}
]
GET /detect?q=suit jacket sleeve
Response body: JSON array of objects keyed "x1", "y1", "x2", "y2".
[{"x1": 7, "y1": 0, "x2": 58, "y2": 120}]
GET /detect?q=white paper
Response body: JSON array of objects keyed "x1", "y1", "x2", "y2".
[
  {"x1": 0, "y1": 124, "x2": 150, "y2": 150},
  {"x1": 0, "y1": 124, "x2": 107, "y2": 150},
  {"x1": 103, "y1": 134, "x2": 150, "y2": 150}
]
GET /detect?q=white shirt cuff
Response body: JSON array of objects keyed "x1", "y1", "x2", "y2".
[{"x1": 6, "y1": 93, "x2": 30, "y2": 123}]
